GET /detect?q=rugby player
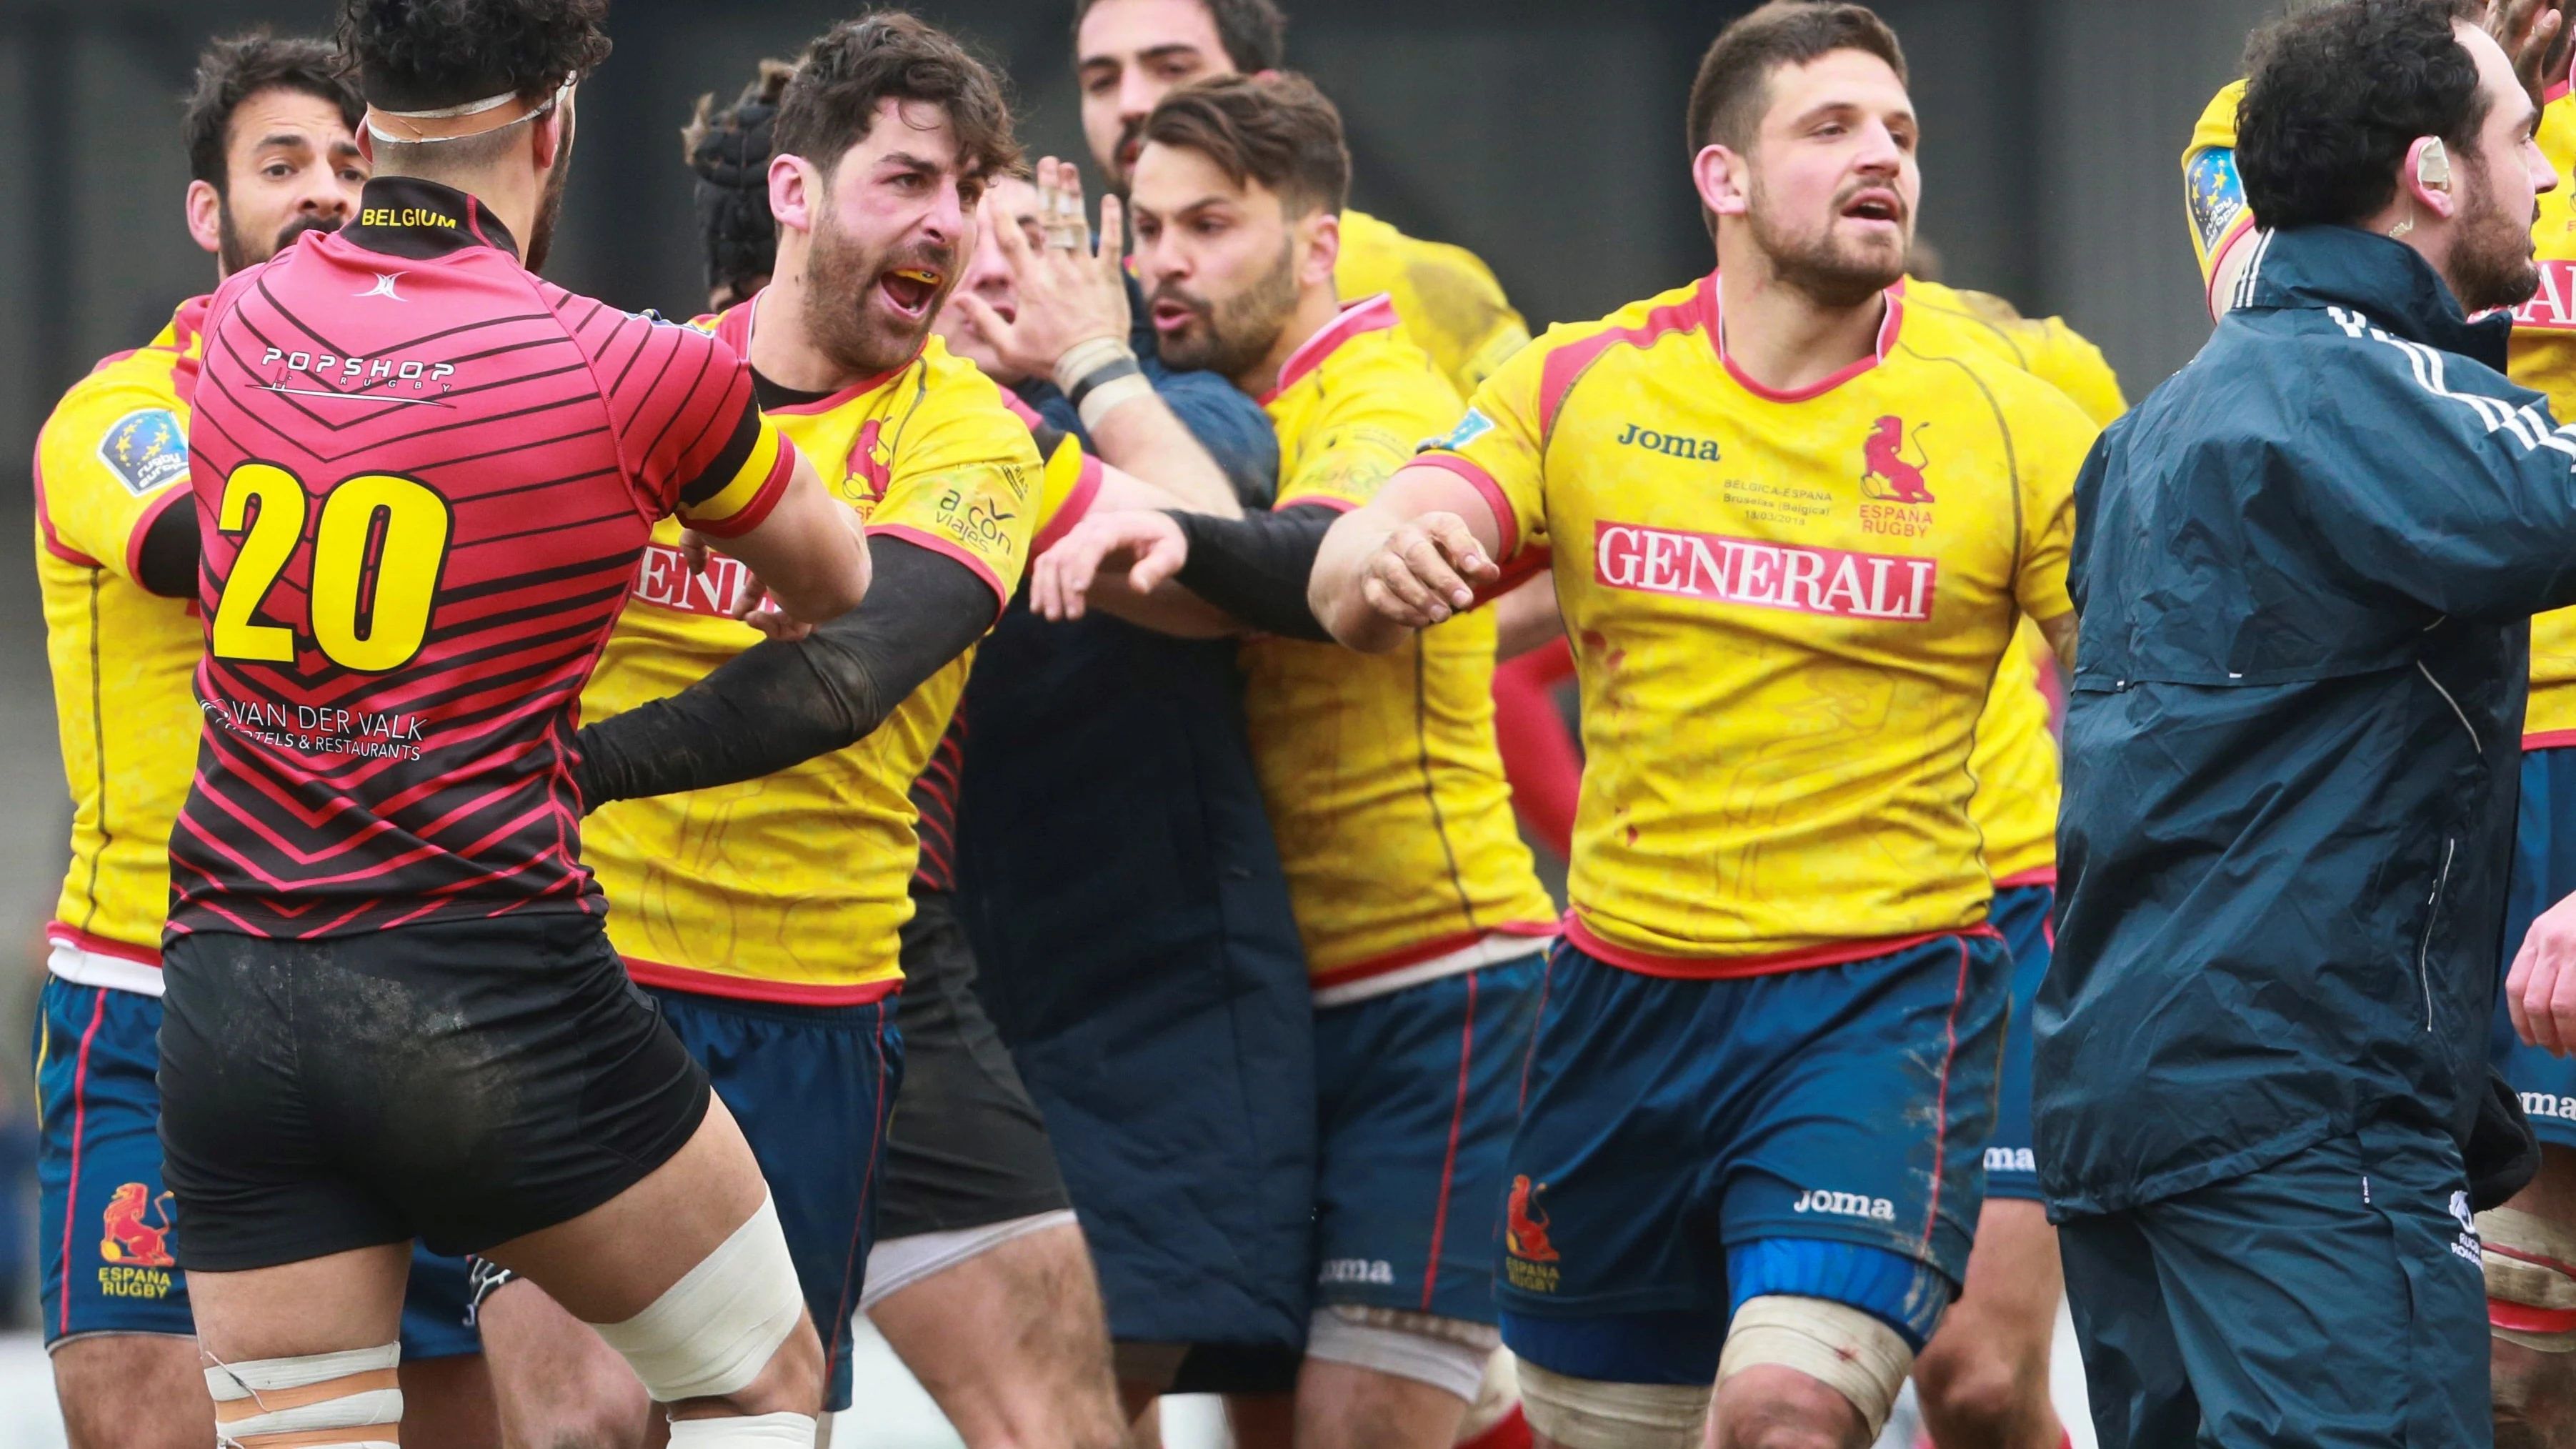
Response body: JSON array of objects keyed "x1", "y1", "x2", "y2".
[
  {"x1": 684, "y1": 59, "x2": 796, "y2": 312},
  {"x1": 1071, "y1": 0, "x2": 1527, "y2": 402},
  {"x1": 158, "y1": 1, "x2": 871, "y2": 1445},
  {"x1": 2181, "y1": 9, "x2": 2576, "y2": 1443},
  {"x1": 471, "y1": 31, "x2": 1247, "y2": 1449},
  {"x1": 1030, "y1": 71, "x2": 1561, "y2": 1449},
  {"x1": 30, "y1": 31, "x2": 492, "y2": 1449},
  {"x1": 1302, "y1": 6, "x2": 2098, "y2": 1445}
]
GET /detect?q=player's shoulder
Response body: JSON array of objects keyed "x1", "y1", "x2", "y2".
[
  {"x1": 899, "y1": 337, "x2": 1044, "y2": 459},
  {"x1": 1892, "y1": 307, "x2": 2097, "y2": 436},
  {"x1": 41, "y1": 303, "x2": 204, "y2": 481},
  {"x1": 1527, "y1": 276, "x2": 1715, "y2": 369},
  {"x1": 1341, "y1": 207, "x2": 1511, "y2": 300},
  {"x1": 2191, "y1": 79, "x2": 2243, "y2": 157}
]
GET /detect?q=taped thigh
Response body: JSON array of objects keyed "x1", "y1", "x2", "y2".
[
  {"x1": 1304, "y1": 1305, "x2": 1500, "y2": 1401},
  {"x1": 588, "y1": 1192, "x2": 807, "y2": 1403},
  {"x1": 2482, "y1": 1205, "x2": 2576, "y2": 1351},
  {"x1": 1717, "y1": 1295, "x2": 1914, "y2": 1439},
  {"x1": 204, "y1": 1341, "x2": 402, "y2": 1448},
  {"x1": 1517, "y1": 1359, "x2": 1707, "y2": 1449}
]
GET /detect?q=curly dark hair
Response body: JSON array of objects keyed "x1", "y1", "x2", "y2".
[
  {"x1": 1142, "y1": 72, "x2": 1346, "y2": 216},
  {"x1": 335, "y1": 0, "x2": 612, "y2": 114},
  {"x1": 2237, "y1": 0, "x2": 2488, "y2": 231},
  {"x1": 772, "y1": 11, "x2": 1019, "y2": 184},
  {"x1": 184, "y1": 31, "x2": 364, "y2": 192},
  {"x1": 1071, "y1": 0, "x2": 1285, "y2": 74},
  {"x1": 684, "y1": 59, "x2": 797, "y2": 302}
]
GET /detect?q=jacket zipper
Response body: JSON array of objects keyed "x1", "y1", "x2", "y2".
[{"x1": 2418, "y1": 836, "x2": 2455, "y2": 1031}]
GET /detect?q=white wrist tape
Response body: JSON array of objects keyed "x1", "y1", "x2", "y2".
[
  {"x1": 1716, "y1": 1295, "x2": 1914, "y2": 1439},
  {"x1": 590, "y1": 1192, "x2": 808, "y2": 1403},
  {"x1": 205, "y1": 1340, "x2": 402, "y2": 1448},
  {"x1": 667, "y1": 1410, "x2": 822, "y2": 1445},
  {"x1": 1303, "y1": 1305, "x2": 1498, "y2": 1401},
  {"x1": 1075, "y1": 372, "x2": 1157, "y2": 432},
  {"x1": 1517, "y1": 1359, "x2": 1707, "y2": 1449},
  {"x1": 1052, "y1": 336, "x2": 1134, "y2": 396},
  {"x1": 2482, "y1": 1205, "x2": 2576, "y2": 1351}
]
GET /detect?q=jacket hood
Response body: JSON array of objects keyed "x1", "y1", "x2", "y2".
[{"x1": 2247, "y1": 224, "x2": 2512, "y2": 370}]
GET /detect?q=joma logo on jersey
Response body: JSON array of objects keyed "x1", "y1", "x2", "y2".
[
  {"x1": 1319, "y1": 1258, "x2": 1395, "y2": 1285},
  {"x1": 1594, "y1": 523, "x2": 1936, "y2": 621},
  {"x1": 2512, "y1": 259, "x2": 2576, "y2": 331},
  {"x1": 1792, "y1": 1188, "x2": 1897, "y2": 1221},
  {"x1": 1616, "y1": 422, "x2": 1721, "y2": 462},
  {"x1": 631, "y1": 542, "x2": 778, "y2": 621}
]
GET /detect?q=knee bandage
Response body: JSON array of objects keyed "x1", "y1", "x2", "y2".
[
  {"x1": 1305, "y1": 1305, "x2": 1499, "y2": 1402},
  {"x1": 205, "y1": 1341, "x2": 402, "y2": 1449},
  {"x1": 666, "y1": 1410, "x2": 821, "y2": 1445},
  {"x1": 589, "y1": 1192, "x2": 809, "y2": 1403},
  {"x1": 2481, "y1": 1206, "x2": 2576, "y2": 1352},
  {"x1": 1517, "y1": 1359, "x2": 1708, "y2": 1449},
  {"x1": 1454, "y1": 1348, "x2": 1524, "y2": 1446},
  {"x1": 1715, "y1": 1295, "x2": 1914, "y2": 1439}
]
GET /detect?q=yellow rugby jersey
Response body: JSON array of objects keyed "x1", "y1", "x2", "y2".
[
  {"x1": 36, "y1": 297, "x2": 210, "y2": 980},
  {"x1": 1248, "y1": 295, "x2": 1556, "y2": 989},
  {"x1": 1901, "y1": 279, "x2": 2127, "y2": 427},
  {"x1": 2189, "y1": 81, "x2": 2576, "y2": 745},
  {"x1": 1419, "y1": 274, "x2": 2095, "y2": 970},
  {"x1": 580, "y1": 304, "x2": 1052, "y2": 1002},
  {"x1": 1337, "y1": 209, "x2": 1532, "y2": 399},
  {"x1": 1902, "y1": 283, "x2": 2117, "y2": 884}
]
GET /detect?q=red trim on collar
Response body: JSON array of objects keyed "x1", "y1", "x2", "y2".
[
  {"x1": 1712, "y1": 274, "x2": 1903, "y2": 402},
  {"x1": 1259, "y1": 293, "x2": 1400, "y2": 404}
]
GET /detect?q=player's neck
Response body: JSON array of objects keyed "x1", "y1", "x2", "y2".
[
  {"x1": 373, "y1": 164, "x2": 540, "y2": 264},
  {"x1": 1716, "y1": 257, "x2": 1888, "y2": 395},
  {"x1": 1232, "y1": 284, "x2": 1346, "y2": 397},
  {"x1": 749, "y1": 238, "x2": 862, "y2": 394}
]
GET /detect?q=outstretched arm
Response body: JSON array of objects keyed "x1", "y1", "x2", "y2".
[
  {"x1": 572, "y1": 535, "x2": 990, "y2": 810},
  {"x1": 1309, "y1": 464, "x2": 1508, "y2": 653}
]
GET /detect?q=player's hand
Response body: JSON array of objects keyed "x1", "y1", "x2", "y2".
[
  {"x1": 2509, "y1": 889, "x2": 2576, "y2": 1055},
  {"x1": 2490, "y1": 0, "x2": 2569, "y2": 109},
  {"x1": 1031, "y1": 509, "x2": 1188, "y2": 622},
  {"x1": 1357, "y1": 512, "x2": 1499, "y2": 629},
  {"x1": 723, "y1": 569, "x2": 813, "y2": 641},
  {"x1": 952, "y1": 158, "x2": 1132, "y2": 382}
]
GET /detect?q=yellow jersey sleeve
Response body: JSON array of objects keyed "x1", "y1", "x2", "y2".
[
  {"x1": 36, "y1": 302, "x2": 211, "y2": 962},
  {"x1": 1337, "y1": 208, "x2": 1532, "y2": 397},
  {"x1": 2185, "y1": 81, "x2": 2250, "y2": 295},
  {"x1": 861, "y1": 347, "x2": 1048, "y2": 609},
  {"x1": 39, "y1": 376, "x2": 194, "y2": 583},
  {"x1": 1967, "y1": 617, "x2": 2063, "y2": 885},
  {"x1": 1419, "y1": 328, "x2": 1559, "y2": 565},
  {"x1": 2011, "y1": 384, "x2": 2091, "y2": 628}
]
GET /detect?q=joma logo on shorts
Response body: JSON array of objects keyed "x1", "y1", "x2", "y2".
[
  {"x1": 1792, "y1": 1189, "x2": 1897, "y2": 1221},
  {"x1": 2524, "y1": 1091, "x2": 2576, "y2": 1121},
  {"x1": 1985, "y1": 1147, "x2": 2036, "y2": 1172},
  {"x1": 1319, "y1": 1258, "x2": 1394, "y2": 1285}
]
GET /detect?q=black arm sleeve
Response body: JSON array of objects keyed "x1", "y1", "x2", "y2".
[
  {"x1": 134, "y1": 499, "x2": 199, "y2": 599},
  {"x1": 1169, "y1": 502, "x2": 1339, "y2": 643},
  {"x1": 571, "y1": 535, "x2": 998, "y2": 811}
]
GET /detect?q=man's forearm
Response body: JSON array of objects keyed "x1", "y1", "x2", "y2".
[
  {"x1": 1170, "y1": 505, "x2": 1338, "y2": 642},
  {"x1": 1085, "y1": 389, "x2": 1242, "y2": 517}
]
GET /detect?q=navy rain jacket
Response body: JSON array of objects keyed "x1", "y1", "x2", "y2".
[
  {"x1": 957, "y1": 277, "x2": 1314, "y2": 1353},
  {"x1": 2037, "y1": 225, "x2": 2576, "y2": 1216}
]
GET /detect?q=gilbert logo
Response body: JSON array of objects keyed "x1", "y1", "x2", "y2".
[
  {"x1": 356, "y1": 273, "x2": 406, "y2": 302},
  {"x1": 2513, "y1": 259, "x2": 2576, "y2": 331},
  {"x1": 1792, "y1": 1187, "x2": 1897, "y2": 1222},
  {"x1": 1594, "y1": 522, "x2": 1936, "y2": 621}
]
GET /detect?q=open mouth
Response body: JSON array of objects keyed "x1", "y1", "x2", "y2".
[
  {"x1": 880, "y1": 267, "x2": 944, "y2": 317},
  {"x1": 1842, "y1": 191, "x2": 1904, "y2": 226},
  {"x1": 1149, "y1": 299, "x2": 1199, "y2": 332}
]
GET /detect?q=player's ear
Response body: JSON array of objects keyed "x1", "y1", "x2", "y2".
[
  {"x1": 770, "y1": 154, "x2": 819, "y2": 236},
  {"x1": 1301, "y1": 208, "x2": 1340, "y2": 287},
  {"x1": 1694, "y1": 142, "x2": 1752, "y2": 220},
  {"x1": 186, "y1": 178, "x2": 224, "y2": 259},
  {"x1": 530, "y1": 105, "x2": 566, "y2": 174}
]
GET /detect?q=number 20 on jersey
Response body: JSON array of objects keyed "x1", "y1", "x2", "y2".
[{"x1": 209, "y1": 463, "x2": 454, "y2": 672}]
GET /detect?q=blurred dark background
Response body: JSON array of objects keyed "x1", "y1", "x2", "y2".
[{"x1": 0, "y1": 0, "x2": 2283, "y2": 1321}]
